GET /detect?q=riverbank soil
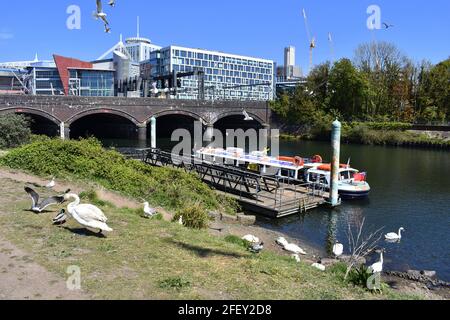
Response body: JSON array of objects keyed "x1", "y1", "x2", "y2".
[{"x1": 0, "y1": 168, "x2": 446, "y2": 300}]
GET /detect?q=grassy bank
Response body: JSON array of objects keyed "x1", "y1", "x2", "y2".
[
  {"x1": 280, "y1": 122, "x2": 450, "y2": 149},
  {"x1": 0, "y1": 176, "x2": 422, "y2": 299},
  {"x1": 0, "y1": 137, "x2": 238, "y2": 217}
]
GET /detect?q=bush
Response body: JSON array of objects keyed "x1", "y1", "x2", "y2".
[
  {"x1": 0, "y1": 114, "x2": 32, "y2": 148},
  {"x1": 173, "y1": 202, "x2": 211, "y2": 229},
  {"x1": 347, "y1": 265, "x2": 373, "y2": 288},
  {"x1": 0, "y1": 138, "x2": 237, "y2": 215}
]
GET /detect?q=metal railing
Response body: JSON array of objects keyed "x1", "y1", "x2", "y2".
[{"x1": 127, "y1": 148, "x2": 326, "y2": 214}]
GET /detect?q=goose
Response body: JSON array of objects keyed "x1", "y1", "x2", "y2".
[
  {"x1": 312, "y1": 262, "x2": 326, "y2": 271},
  {"x1": 45, "y1": 177, "x2": 56, "y2": 189},
  {"x1": 242, "y1": 110, "x2": 254, "y2": 121},
  {"x1": 63, "y1": 193, "x2": 113, "y2": 234},
  {"x1": 291, "y1": 254, "x2": 301, "y2": 263},
  {"x1": 283, "y1": 243, "x2": 307, "y2": 255},
  {"x1": 143, "y1": 202, "x2": 157, "y2": 218},
  {"x1": 385, "y1": 227, "x2": 405, "y2": 241},
  {"x1": 276, "y1": 237, "x2": 289, "y2": 247},
  {"x1": 332, "y1": 241, "x2": 344, "y2": 257},
  {"x1": 242, "y1": 234, "x2": 260, "y2": 244},
  {"x1": 249, "y1": 242, "x2": 264, "y2": 254},
  {"x1": 24, "y1": 187, "x2": 67, "y2": 213},
  {"x1": 368, "y1": 250, "x2": 384, "y2": 274}
]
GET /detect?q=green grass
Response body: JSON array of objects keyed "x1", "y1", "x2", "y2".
[
  {"x1": 0, "y1": 178, "x2": 424, "y2": 300},
  {"x1": 0, "y1": 137, "x2": 238, "y2": 218}
]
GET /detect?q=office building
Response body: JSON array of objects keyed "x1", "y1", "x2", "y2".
[{"x1": 146, "y1": 45, "x2": 275, "y2": 100}]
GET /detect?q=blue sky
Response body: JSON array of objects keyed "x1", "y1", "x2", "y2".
[{"x1": 0, "y1": 0, "x2": 449, "y2": 73}]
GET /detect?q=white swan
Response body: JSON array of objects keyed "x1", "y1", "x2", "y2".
[
  {"x1": 276, "y1": 237, "x2": 289, "y2": 247},
  {"x1": 64, "y1": 193, "x2": 113, "y2": 234},
  {"x1": 385, "y1": 227, "x2": 405, "y2": 240},
  {"x1": 332, "y1": 241, "x2": 344, "y2": 257},
  {"x1": 242, "y1": 234, "x2": 260, "y2": 244},
  {"x1": 368, "y1": 251, "x2": 384, "y2": 274},
  {"x1": 283, "y1": 243, "x2": 307, "y2": 255}
]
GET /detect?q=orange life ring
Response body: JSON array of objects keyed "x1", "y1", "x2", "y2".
[
  {"x1": 311, "y1": 155, "x2": 323, "y2": 163},
  {"x1": 294, "y1": 156, "x2": 304, "y2": 166}
]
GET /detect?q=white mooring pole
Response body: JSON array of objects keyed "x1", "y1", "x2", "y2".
[
  {"x1": 329, "y1": 119, "x2": 341, "y2": 207},
  {"x1": 150, "y1": 116, "x2": 157, "y2": 149}
]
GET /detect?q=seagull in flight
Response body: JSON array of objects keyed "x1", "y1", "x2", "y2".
[
  {"x1": 108, "y1": 0, "x2": 116, "y2": 7},
  {"x1": 94, "y1": 0, "x2": 111, "y2": 33},
  {"x1": 243, "y1": 110, "x2": 254, "y2": 121},
  {"x1": 24, "y1": 187, "x2": 69, "y2": 213},
  {"x1": 382, "y1": 22, "x2": 394, "y2": 29}
]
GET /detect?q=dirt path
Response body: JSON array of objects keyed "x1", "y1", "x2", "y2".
[{"x1": 0, "y1": 236, "x2": 87, "y2": 300}]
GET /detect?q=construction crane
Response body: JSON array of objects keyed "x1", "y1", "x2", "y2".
[{"x1": 302, "y1": 8, "x2": 315, "y2": 73}]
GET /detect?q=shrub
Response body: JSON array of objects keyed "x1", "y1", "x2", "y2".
[
  {"x1": 173, "y1": 202, "x2": 211, "y2": 229},
  {"x1": 347, "y1": 265, "x2": 373, "y2": 288},
  {"x1": 0, "y1": 114, "x2": 32, "y2": 148},
  {"x1": 0, "y1": 138, "x2": 237, "y2": 215}
]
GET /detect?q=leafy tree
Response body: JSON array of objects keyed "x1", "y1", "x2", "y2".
[
  {"x1": 328, "y1": 59, "x2": 369, "y2": 120},
  {"x1": 0, "y1": 114, "x2": 32, "y2": 148}
]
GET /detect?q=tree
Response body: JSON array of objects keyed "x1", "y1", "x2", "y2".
[
  {"x1": 417, "y1": 58, "x2": 449, "y2": 122},
  {"x1": 307, "y1": 62, "x2": 332, "y2": 110},
  {"x1": 0, "y1": 114, "x2": 32, "y2": 148},
  {"x1": 328, "y1": 59, "x2": 369, "y2": 120}
]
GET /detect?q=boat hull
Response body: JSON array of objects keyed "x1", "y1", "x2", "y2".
[{"x1": 339, "y1": 189, "x2": 371, "y2": 199}]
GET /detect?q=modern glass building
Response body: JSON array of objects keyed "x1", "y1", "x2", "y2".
[
  {"x1": 147, "y1": 45, "x2": 275, "y2": 101},
  {"x1": 68, "y1": 69, "x2": 114, "y2": 97}
]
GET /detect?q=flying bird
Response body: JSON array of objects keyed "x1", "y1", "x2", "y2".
[
  {"x1": 243, "y1": 110, "x2": 254, "y2": 121},
  {"x1": 24, "y1": 187, "x2": 68, "y2": 213},
  {"x1": 382, "y1": 22, "x2": 394, "y2": 29},
  {"x1": 94, "y1": 0, "x2": 111, "y2": 33},
  {"x1": 108, "y1": 0, "x2": 116, "y2": 7}
]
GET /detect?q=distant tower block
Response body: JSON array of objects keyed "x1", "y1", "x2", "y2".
[{"x1": 284, "y1": 46, "x2": 302, "y2": 80}]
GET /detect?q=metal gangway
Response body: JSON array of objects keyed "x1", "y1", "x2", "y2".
[{"x1": 127, "y1": 148, "x2": 328, "y2": 218}]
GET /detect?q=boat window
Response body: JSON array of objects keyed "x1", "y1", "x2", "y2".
[
  {"x1": 309, "y1": 173, "x2": 318, "y2": 182},
  {"x1": 340, "y1": 171, "x2": 350, "y2": 180},
  {"x1": 319, "y1": 175, "x2": 328, "y2": 184}
]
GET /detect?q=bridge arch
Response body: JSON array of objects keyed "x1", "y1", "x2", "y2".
[
  {"x1": 66, "y1": 108, "x2": 140, "y2": 126},
  {"x1": 146, "y1": 109, "x2": 207, "y2": 125},
  {"x1": 211, "y1": 111, "x2": 266, "y2": 126},
  {"x1": 0, "y1": 107, "x2": 61, "y2": 125},
  {"x1": 0, "y1": 107, "x2": 61, "y2": 137},
  {"x1": 68, "y1": 109, "x2": 140, "y2": 140}
]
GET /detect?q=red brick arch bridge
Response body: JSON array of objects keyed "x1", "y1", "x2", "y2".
[{"x1": 0, "y1": 95, "x2": 271, "y2": 141}]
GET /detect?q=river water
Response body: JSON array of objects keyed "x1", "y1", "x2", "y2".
[{"x1": 103, "y1": 138, "x2": 450, "y2": 281}]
